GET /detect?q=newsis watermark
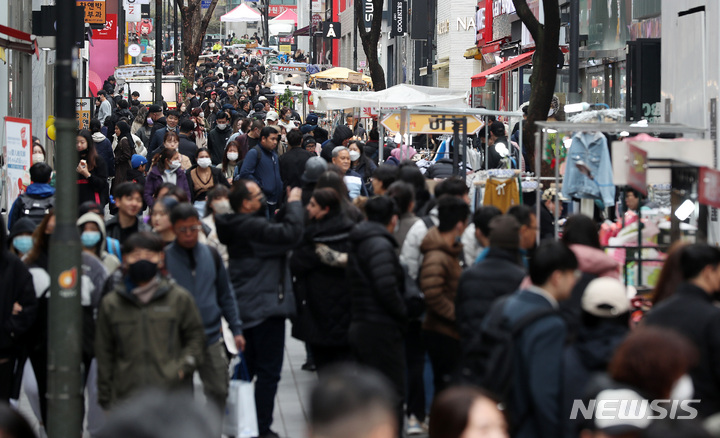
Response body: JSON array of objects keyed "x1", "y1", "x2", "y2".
[{"x1": 570, "y1": 399, "x2": 701, "y2": 421}]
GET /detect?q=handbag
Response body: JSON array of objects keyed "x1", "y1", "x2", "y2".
[{"x1": 223, "y1": 353, "x2": 259, "y2": 438}]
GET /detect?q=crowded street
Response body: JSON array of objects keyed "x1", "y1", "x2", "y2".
[{"x1": 1, "y1": 0, "x2": 720, "y2": 438}]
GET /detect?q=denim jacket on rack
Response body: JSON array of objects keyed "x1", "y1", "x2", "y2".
[{"x1": 561, "y1": 132, "x2": 616, "y2": 207}]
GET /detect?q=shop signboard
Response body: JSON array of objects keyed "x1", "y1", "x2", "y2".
[
  {"x1": 390, "y1": 0, "x2": 406, "y2": 37},
  {"x1": 268, "y1": 5, "x2": 297, "y2": 17},
  {"x1": 381, "y1": 113, "x2": 484, "y2": 134},
  {"x1": 76, "y1": 98, "x2": 93, "y2": 130},
  {"x1": 322, "y1": 22, "x2": 341, "y2": 39},
  {"x1": 78, "y1": 1, "x2": 106, "y2": 25},
  {"x1": 3, "y1": 117, "x2": 33, "y2": 212},
  {"x1": 125, "y1": 0, "x2": 142, "y2": 22},
  {"x1": 93, "y1": 13, "x2": 117, "y2": 39},
  {"x1": 363, "y1": 0, "x2": 373, "y2": 30},
  {"x1": 626, "y1": 144, "x2": 648, "y2": 196},
  {"x1": 699, "y1": 167, "x2": 720, "y2": 209},
  {"x1": 279, "y1": 45, "x2": 292, "y2": 53},
  {"x1": 114, "y1": 64, "x2": 154, "y2": 79}
]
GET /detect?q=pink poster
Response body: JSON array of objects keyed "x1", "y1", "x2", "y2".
[{"x1": 89, "y1": 14, "x2": 118, "y2": 96}]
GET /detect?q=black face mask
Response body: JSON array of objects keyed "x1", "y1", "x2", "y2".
[
  {"x1": 127, "y1": 260, "x2": 158, "y2": 285},
  {"x1": 79, "y1": 149, "x2": 89, "y2": 159}
]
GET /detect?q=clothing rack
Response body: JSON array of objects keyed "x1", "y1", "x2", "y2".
[{"x1": 534, "y1": 121, "x2": 707, "y2": 287}]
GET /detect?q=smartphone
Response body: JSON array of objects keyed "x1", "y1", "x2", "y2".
[{"x1": 80, "y1": 159, "x2": 87, "y2": 168}]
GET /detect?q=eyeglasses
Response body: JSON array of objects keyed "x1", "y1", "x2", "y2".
[{"x1": 177, "y1": 225, "x2": 203, "y2": 234}]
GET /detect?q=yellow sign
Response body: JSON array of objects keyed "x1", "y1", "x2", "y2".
[
  {"x1": 78, "y1": 1, "x2": 106, "y2": 24},
  {"x1": 380, "y1": 113, "x2": 484, "y2": 134},
  {"x1": 76, "y1": 98, "x2": 92, "y2": 130},
  {"x1": 279, "y1": 45, "x2": 292, "y2": 53}
]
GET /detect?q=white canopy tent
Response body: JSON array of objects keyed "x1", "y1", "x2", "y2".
[
  {"x1": 311, "y1": 84, "x2": 468, "y2": 110},
  {"x1": 220, "y1": 3, "x2": 261, "y2": 22}
]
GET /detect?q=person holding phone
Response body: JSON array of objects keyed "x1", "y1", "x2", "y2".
[{"x1": 76, "y1": 129, "x2": 109, "y2": 209}]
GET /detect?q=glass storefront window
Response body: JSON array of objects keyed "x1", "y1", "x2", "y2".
[
  {"x1": 588, "y1": 69, "x2": 605, "y2": 104},
  {"x1": 472, "y1": 82, "x2": 498, "y2": 110}
]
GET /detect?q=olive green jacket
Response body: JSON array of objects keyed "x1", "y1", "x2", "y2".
[{"x1": 95, "y1": 275, "x2": 206, "y2": 409}]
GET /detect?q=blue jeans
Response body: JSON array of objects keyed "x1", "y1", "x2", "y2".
[{"x1": 243, "y1": 317, "x2": 286, "y2": 435}]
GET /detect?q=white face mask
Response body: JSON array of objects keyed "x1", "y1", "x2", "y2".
[
  {"x1": 197, "y1": 157, "x2": 212, "y2": 168},
  {"x1": 670, "y1": 374, "x2": 694, "y2": 401},
  {"x1": 33, "y1": 153, "x2": 45, "y2": 163},
  {"x1": 199, "y1": 112, "x2": 205, "y2": 118},
  {"x1": 217, "y1": 123, "x2": 228, "y2": 130},
  {"x1": 349, "y1": 150, "x2": 361, "y2": 162},
  {"x1": 227, "y1": 152, "x2": 239, "y2": 161},
  {"x1": 169, "y1": 160, "x2": 182, "y2": 170}
]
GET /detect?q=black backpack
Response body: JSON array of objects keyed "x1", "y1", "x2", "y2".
[
  {"x1": 18, "y1": 194, "x2": 54, "y2": 226},
  {"x1": 458, "y1": 295, "x2": 556, "y2": 409}
]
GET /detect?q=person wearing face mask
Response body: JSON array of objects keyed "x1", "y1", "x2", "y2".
[
  {"x1": 112, "y1": 121, "x2": 137, "y2": 192},
  {"x1": 144, "y1": 147, "x2": 191, "y2": 208},
  {"x1": 8, "y1": 217, "x2": 36, "y2": 258},
  {"x1": 644, "y1": 244, "x2": 720, "y2": 418},
  {"x1": 77, "y1": 212, "x2": 122, "y2": 274},
  {"x1": 0, "y1": 215, "x2": 38, "y2": 404},
  {"x1": 331, "y1": 146, "x2": 367, "y2": 200},
  {"x1": 208, "y1": 111, "x2": 234, "y2": 165},
  {"x1": 186, "y1": 148, "x2": 231, "y2": 212},
  {"x1": 76, "y1": 130, "x2": 110, "y2": 209},
  {"x1": 95, "y1": 231, "x2": 206, "y2": 410},
  {"x1": 162, "y1": 131, "x2": 193, "y2": 170},
  {"x1": 348, "y1": 140, "x2": 376, "y2": 195},
  {"x1": 201, "y1": 186, "x2": 231, "y2": 267}
]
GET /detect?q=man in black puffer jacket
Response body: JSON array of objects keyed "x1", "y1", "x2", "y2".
[
  {"x1": 456, "y1": 215, "x2": 526, "y2": 361},
  {"x1": 320, "y1": 125, "x2": 353, "y2": 162},
  {"x1": 347, "y1": 196, "x2": 407, "y2": 433}
]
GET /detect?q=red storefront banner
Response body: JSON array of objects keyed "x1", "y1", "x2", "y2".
[
  {"x1": 268, "y1": 4, "x2": 297, "y2": 17},
  {"x1": 699, "y1": 167, "x2": 720, "y2": 209},
  {"x1": 93, "y1": 13, "x2": 117, "y2": 40}
]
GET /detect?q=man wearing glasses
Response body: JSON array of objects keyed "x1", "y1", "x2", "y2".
[{"x1": 164, "y1": 203, "x2": 245, "y2": 412}]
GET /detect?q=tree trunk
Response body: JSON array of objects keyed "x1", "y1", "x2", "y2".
[
  {"x1": 513, "y1": 0, "x2": 560, "y2": 174},
  {"x1": 354, "y1": 0, "x2": 386, "y2": 90},
  {"x1": 176, "y1": 0, "x2": 220, "y2": 87}
]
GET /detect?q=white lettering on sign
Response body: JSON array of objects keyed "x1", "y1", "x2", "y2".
[
  {"x1": 493, "y1": 0, "x2": 516, "y2": 17},
  {"x1": 364, "y1": 1, "x2": 374, "y2": 24},
  {"x1": 457, "y1": 16, "x2": 476, "y2": 31}
]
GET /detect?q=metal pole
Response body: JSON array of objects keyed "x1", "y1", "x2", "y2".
[
  {"x1": 554, "y1": 130, "x2": 560, "y2": 239},
  {"x1": 353, "y1": 19, "x2": 358, "y2": 71},
  {"x1": 568, "y1": 0, "x2": 580, "y2": 103},
  {"x1": 309, "y1": 0, "x2": 313, "y2": 64},
  {"x1": 173, "y1": 1, "x2": 178, "y2": 75},
  {"x1": 118, "y1": 0, "x2": 126, "y2": 66},
  {"x1": 452, "y1": 120, "x2": 460, "y2": 176},
  {"x1": 155, "y1": 0, "x2": 163, "y2": 103},
  {"x1": 378, "y1": 109, "x2": 385, "y2": 163},
  {"x1": 461, "y1": 118, "x2": 467, "y2": 178},
  {"x1": 48, "y1": 1, "x2": 83, "y2": 437},
  {"x1": 535, "y1": 131, "x2": 541, "y2": 245}
]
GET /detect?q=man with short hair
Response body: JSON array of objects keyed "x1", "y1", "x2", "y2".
[
  {"x1": 645, "y1": 244, "x2": 720, "y2": 418},
  {"x1": 332, "y1": 146, "x2": 367, "y2": 199},
  {"x1": 507, "y1": 204, "x2": 538, "y2": 265},
  {"x1": 490, "y1": 240, "x2": 578, "y2": 438},
  {"x1": 279, "y1": 129, "x2": 313, "y2": 189},
  {"x1": 130, "y1": 91, "x2": 141, "y2": 107},
  {"x1": 371, "y1": 164, "x2": 399, "y2": 197},
  {"x1": 8, "y1": 162, "x2": 55, "y2": 229},
  {"x1": 148, "y1": 110, "x2": 181, "y2": 157},
  {"x1": 309, "y1": 365, "x2": 398, "y2": 438},
  {"x1": 208, "y1": 111, "x2": 233, "y2": 165},
  {"x1": 165, "y1": 204, "x2": 245, "y2": 411},
  {"x1": 419, "y1": 196, "x2": 469, "y2": 393},
  {"x1": 238, "y1": 127, "x2": 283, "y2": 213},
  {"x1": 105, "y1": 182, "x2": 151, "y2": 244},
  {"x1": 95, "y1": 232, "x2": 206, "y2": 409},
  {"x1": 97, "y1": 91, "x2": 113, "y2": 124},
  {"x1": 347, "y1": 196, "x2": 407, "y2": 433},
  {"x1": 215, "y1": 181, "x2": 304, "y2": 438},
  {"x1": 179, "y1": 120, "x2": 199, "y2": 165},
  {"x1": 186, "y1": 88, "x2": 200, "y2": 108}
]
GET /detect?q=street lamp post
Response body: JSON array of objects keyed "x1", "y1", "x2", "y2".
[{"x1": 155, "y1": 0, "x2": 163, "y2": 103}]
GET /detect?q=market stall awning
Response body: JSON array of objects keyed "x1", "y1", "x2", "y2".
[
  {"x1": 470, "y1": 50, "x2": 534, "y2": 87},
  {"x1": 271, "y1": 9, "x2": 297, "y2": 24},
  {"x1": 0, "y1": 24, "x2": 38, "y2": 58},
  {"x1": 311, "y1": 83, "x2": 468, "y2": 111},
  {"x1": 221, "y1": 3, "x2": 261, "y2": 22},
  {"x1": 311, "y1": 67, "x2": 372, "y2": 83},
  {"x1": 293, "y1": 25, "x2": 310, "y2": 36},
  {"x1": 463, "y1": 47, "x2": 481, "y2": 59}
]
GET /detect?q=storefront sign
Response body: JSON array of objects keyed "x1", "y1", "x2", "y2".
[
  {"x1": 125, "y1": 0, "x2": 141, "y2": 22},
  {"x1": 699, "y1": 167, "x2": 720, "y2": 209},
  {"x1": 271, "y1": 64, "x2": 306, "y2": 73},
  {"x1": 268, "y1": 5, "x2": 297, "y2": 17},
  {"x1": 381, "y1": 113, "x2": 484, "y2": 134},
  {"x1": 76, "y1": 98, "x2": 93, "y2": 130},
  {"x1": 492, "y1": 0, "x2": 515, "y2": 17},
  {"x1": 390, "y1": 0, "x2": 406, "y2": 37},
  {"x1": 476, "y1": 0, "x2": 493, "y2": 45},
  {"x1": 78, "y1": 1, "x2": 106, "y2": 25},
  {"x1": 322, "y1": 22, "x2": 340, "y2": 39},
  {"x1": 627, "y1": 144, "x2": 648, "y2": 196},
  {"x1": 114, "y1": 64, "x2": 154, "y2": 78},
  {"x1": 92, "y1": 13, "x2": 117, "y2": 39},
  {"x1": 363, "y1": 0, "x2": 373, "y2": 30},
  {"x1": 3, "y1": 117, "x2": 32, "y2": 211}
]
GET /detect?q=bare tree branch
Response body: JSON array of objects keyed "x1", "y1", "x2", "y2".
[{"x1": 512, "y1": 0, "x2": 542, "y2": 45}]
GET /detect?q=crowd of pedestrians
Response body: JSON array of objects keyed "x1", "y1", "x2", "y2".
[{"x1": 3, "y1": 47, "x2": 720, "y2": 438}]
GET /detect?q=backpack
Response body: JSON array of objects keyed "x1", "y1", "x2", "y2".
[
  {"x1": 18, "y1": 194, "x2": 54, "y2": 226},
  {"x1": 458, "y1": 295, "x2": 556, "y2": 410},
  {"x1": 106, "y1": 237, "x2": 122, "y2": 262},
  {"x1": 233, "y1": 145, "x2": 263, "y2": 181}
]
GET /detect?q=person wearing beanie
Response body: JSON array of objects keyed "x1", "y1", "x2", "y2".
[
  {"x1": 8, "y1": 217, "x2": 38, "y2": 257},
  {"x1": 456, "y1": 215, "x2": 527, "y2": 365},
  {"x1": 320, "y1": 125, "x2": 353, "y2": 163}
]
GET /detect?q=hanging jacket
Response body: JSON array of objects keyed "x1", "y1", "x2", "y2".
[{"x1": 562, "y1": 132, "x2": 615, "y2": 207}]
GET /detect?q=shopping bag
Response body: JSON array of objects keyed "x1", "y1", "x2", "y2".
[{"x1": 223, "y1": 354, "x2": 258, "y2": 438}]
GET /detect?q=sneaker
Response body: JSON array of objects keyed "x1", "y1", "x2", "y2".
[
  {"x1": 301, "y1": 361, "x2": 317, "y2": 372},
  {"x1": 407, "y1": 415, "x2": 424, "y2": 435},
  {"x1": 259, "y1": 430, "x2": 281, "y2": 438}
]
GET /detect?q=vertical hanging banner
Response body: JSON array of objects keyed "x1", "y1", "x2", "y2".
[
  {"x1": 3, "y1": 117, "x2": 33, "y2": 211},
  {"x1": 76, "y1": 98, "x2": 93, "y2": 130},
  {"x1": 363, "y1": 0, "x2": 373, "y2": 30},
  {"x1": 390, "y1": 0, "x2": 406, "y2": 37},
  {"x1": 125, "y1": 0, "x2": 142, "y2": 22}
]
